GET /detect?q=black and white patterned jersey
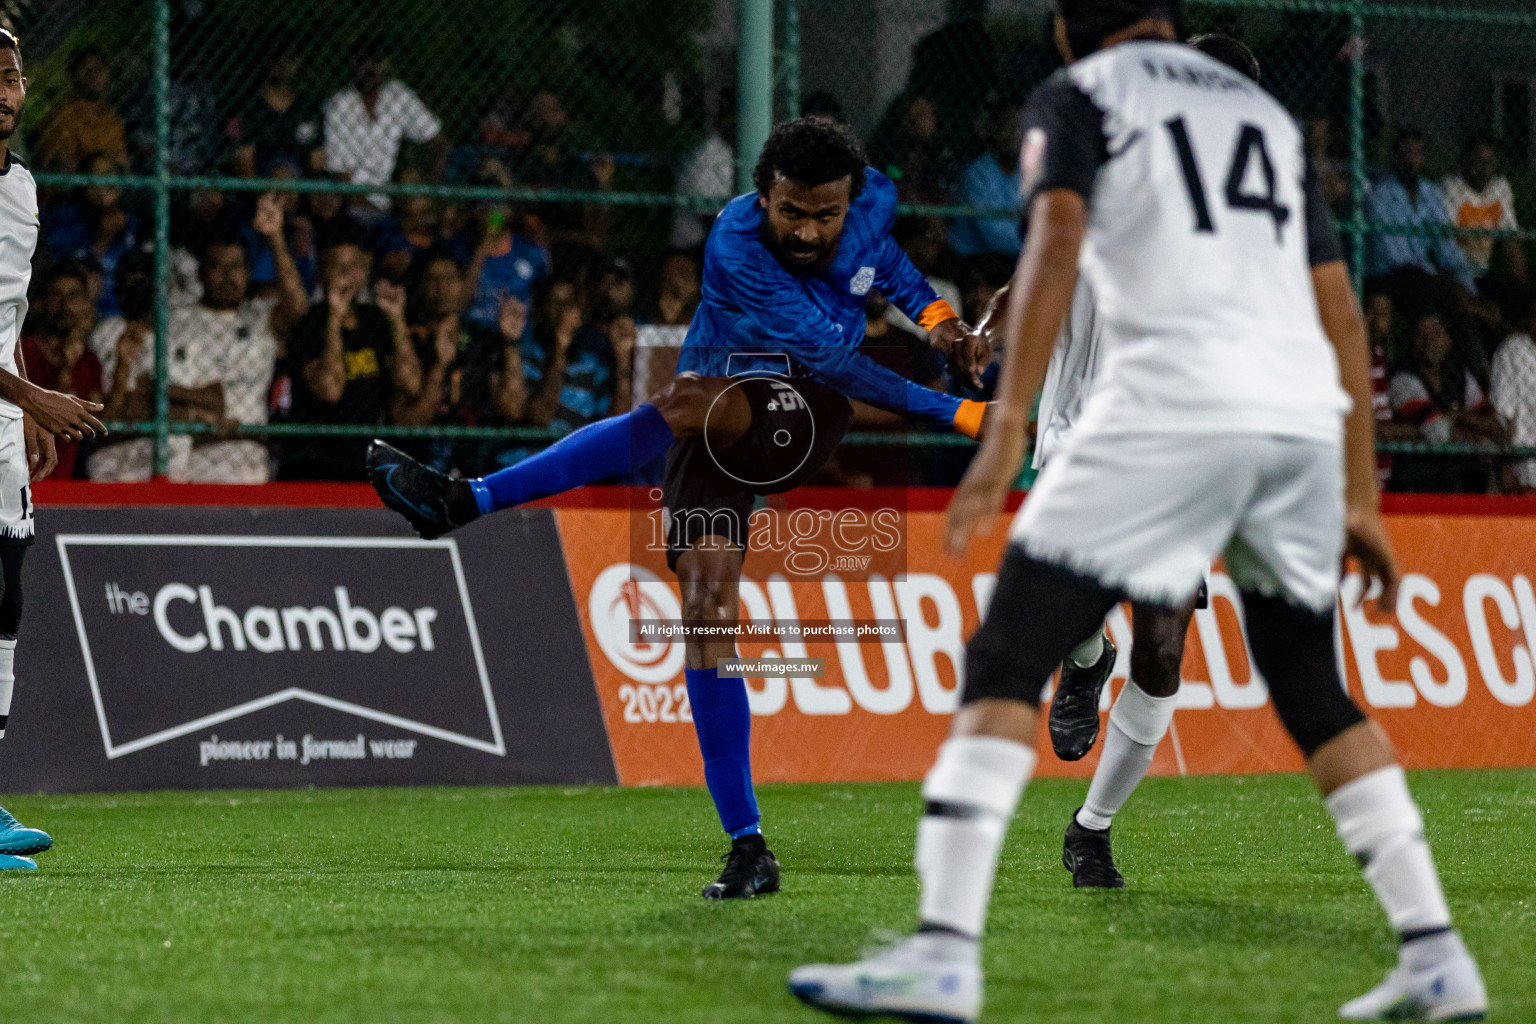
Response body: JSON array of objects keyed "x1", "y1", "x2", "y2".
[
  {"x1": 1020, "y1": 40, "x2": 1348, "y2": 443},
  {"x1": 0, "y1": 153, "x2": 36, "y2": 422}
]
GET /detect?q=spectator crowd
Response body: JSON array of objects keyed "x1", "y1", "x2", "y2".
[{"x1": 16, "y1": 6, "x2": 1536, "y2": 492}]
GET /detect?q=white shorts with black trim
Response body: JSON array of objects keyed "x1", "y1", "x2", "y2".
[
  {"x1": 0, "y1": 416, "x2": 33, "y2": 544},
  {"x1": 1010, "y1": 430, "x2": 1344, "y2": 613}
]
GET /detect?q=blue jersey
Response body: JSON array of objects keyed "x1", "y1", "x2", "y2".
[{"x1": 679, "y1": 170, "x2": 969, "y2": 428}]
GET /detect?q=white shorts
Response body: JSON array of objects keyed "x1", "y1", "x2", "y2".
[
  {"x1": 1010, "y1": 430, "x2": 1345, "y2": 612},
  {"x1": 0, "y1": 417, "x2": 33, "y2": 543}
]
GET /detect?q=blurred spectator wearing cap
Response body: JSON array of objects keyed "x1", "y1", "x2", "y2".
[
  {"x1": 227, "y1": 46, "x2": 324, "y2": 179},
  {"x1": 515, "y1": 90, "x2": 615, "y2": 251},
  {"x1": 1441, "y1": 137, "x2": 1525, "y2": 287},
  {"x1": 1491, "y1": 293, "x2": 1536, "y2": 494},
  {"x1": 324, "y1": 37, "x2": 448, "y2": 217},
  {"x1": 949, "y1": 101, "x2": 1024, "y2": 258},
  {"x1": 89, "y1": 196, "x2": 308, "y2": 484},
  {"x1": 669, "y1": 95, "x2": 735, "y2": 251},
  {"x1": 34, "y1": 46, "x2": 126, "y2": 172},
  {"x1": 374, "y1": 168, "x2": 447, "y2": 283},
  {"x1": 39, "y1": 151, "x2": 139, "y2": 319},
  {"x1": 19, "y1": 265, "x2": 103, "y2": 478},
  {"x1": 462, "y1": 161, "x2": 548, "y2": 341}
]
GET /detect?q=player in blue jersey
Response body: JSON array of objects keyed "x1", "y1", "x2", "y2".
[{"x1": 369, "y1": 117, "x2": 990, "y2": 900}]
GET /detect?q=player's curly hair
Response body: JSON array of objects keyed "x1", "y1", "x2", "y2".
[{"x1": 753, "y1": 116, "x2": 867, "y2": 202}]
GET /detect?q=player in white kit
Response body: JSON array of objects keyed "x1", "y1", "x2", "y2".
[
  {"x1": 0, "y1": 29, "x2": 112, "y2": 870},
  {"x1": 791, "y1": 2, "x2": 1487, "y2": 1021},
  {"x1": 965, "y1": 33, "x2": 1262, "y2": 892}
]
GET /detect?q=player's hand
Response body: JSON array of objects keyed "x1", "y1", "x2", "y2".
[
  {"x1": 253, "y1": 192, "x2": 284, "y2": 239},
  {"x1": 1343, "y1": 504, "x2": 1400, "y2": 613},
  {"x1": 943, "y1": 425, "x2": 1026, "y2": 556},
  {"x1": 23, "y1": 415, "x2": 57, "y2": 482},
  {"x1": 24, "y1": 386, "x2": 107, "y2": 442},
  {"x1": 928, "y1": 317, "x2": 986, "y2": 388}
]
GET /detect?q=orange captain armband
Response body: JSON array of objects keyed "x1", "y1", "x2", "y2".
[
  {"x1": 952, "y1": 399, "x2": 986, "y2": 439},
  {"x1": 916, "y1": 298, "x2": 958, "y2": 332}
]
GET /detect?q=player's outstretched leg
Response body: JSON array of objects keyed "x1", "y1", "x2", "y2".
[
  {"x1": 1242, "y1": 592, "x2": 1486, "y2": 1021},
  {"x1": 368, "y1": 377, "x2": 750, "y2": 538},
  {"x1": 1063, "y1": 599, "x2": 1192, "y2": 887},
  {"x1": 791, "y1": 552, "x2": 1119, "y2": 1022},
  {"x1": 1047, "y1": 630, "x2": 1116, "y2": 760}
]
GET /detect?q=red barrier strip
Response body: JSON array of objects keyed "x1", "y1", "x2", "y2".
[{"x1": 33, "y1": 480, "x2": 1536, "y2": 517}]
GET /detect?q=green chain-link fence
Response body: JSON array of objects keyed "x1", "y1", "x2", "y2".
[{"x1": 9, "y1": 0, "x2": 1536, "y2": 490}]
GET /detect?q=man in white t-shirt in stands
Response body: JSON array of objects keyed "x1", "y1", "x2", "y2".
[
  {"x1": 1492, "y1": 292, "x2": 1536, "y2": 493},
  {"x1": 324, "y1": 37, "x2": 449, "y2": 216},
  {"x1": 88, "y1": 194, "x2": 308, "y2": 483},
  {"x1": 1441, "y1": 137, "x2": 1525, "y2": 284}
]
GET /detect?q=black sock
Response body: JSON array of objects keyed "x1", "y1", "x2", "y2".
[
  {"x1": 1401, "y1": 925, "x2": 1454, "y2": 944},
  {"x1": 446, "y1": 481, "x2": 482, "y2": 525}
]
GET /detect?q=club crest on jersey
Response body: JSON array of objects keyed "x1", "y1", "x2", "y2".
[
  {"x1": 850, "y1": 266, "x2": 875, "y2": 296},
  {"x1": 1020, "y1": 127, "x2": 1047, "y2": 199}
]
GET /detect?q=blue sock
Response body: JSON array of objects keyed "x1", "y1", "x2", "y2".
[
  {"x1": 470, "y1": 403, "x2": 674, "y2": 514},
  {"x1": 685, "y1": 667, "x2": 760, "y2": 837}
]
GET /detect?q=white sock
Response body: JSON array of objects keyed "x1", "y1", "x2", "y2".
[
  {"x1": 915, "y1": 736, "x2": 1036, "y2": 940},
  {"x1": 1076, "y1": 681, "x2": 1178, "y2": 831},
  {"x1": 1066, "y1": 631, "x2": 1104, "y2": 668},
  {"x1": 1326, "y1": 765, "x2": 1453, "y2": 939},
  {"x1": 0, "y1": 638, "x2": 13, "y2": 740}
]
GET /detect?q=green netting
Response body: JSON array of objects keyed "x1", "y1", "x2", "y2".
[{"x1": 9, "y1": 0, "x2": 1536, "y2": 491}]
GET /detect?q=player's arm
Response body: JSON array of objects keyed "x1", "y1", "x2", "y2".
[
  {"x1": 944, "y1": 70, "x2": 1105, "y2": 553},
  {"x1": 725, "y1": 250, "x2": 984, "y2": 436},
  {"x1": 0, "y1": 367, "x2": 106, "y2": 442},
  {"x1": 944, "y1": 190, "x2": 1084, "y2": 553},
  {"x1": 872, "y1": 232, "x2": 987, "y2": 387},
  {"x1": 1306, "y1": 168, "x2": 1399, "y2": 609},
  {"x1": 12, "y1": 345, "x2": 57, "y2": 481}
]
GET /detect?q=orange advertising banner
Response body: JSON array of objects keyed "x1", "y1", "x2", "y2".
[{"x1": 554, "y1": 498, "x2": 1536, "y2": 786}]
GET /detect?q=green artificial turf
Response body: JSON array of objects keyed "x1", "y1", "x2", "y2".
[{"x1": 0, "y1": 771, "x2": 1530, "y2": 1023}]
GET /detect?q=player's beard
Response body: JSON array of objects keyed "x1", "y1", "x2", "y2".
[
  {"x1": 0, "y1": 100, "x2": 23, "y2": 141},
  {"x1": 765, "y1": 225, "x2": 838, "y2": 273}
]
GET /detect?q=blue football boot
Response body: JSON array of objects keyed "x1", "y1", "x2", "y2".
[
  {"x1": 0, "y1": 854, "x2": 37, "y2": 870},
  {"x1": 0, "y1": 806, "x2": 52, "y2": 856}
]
